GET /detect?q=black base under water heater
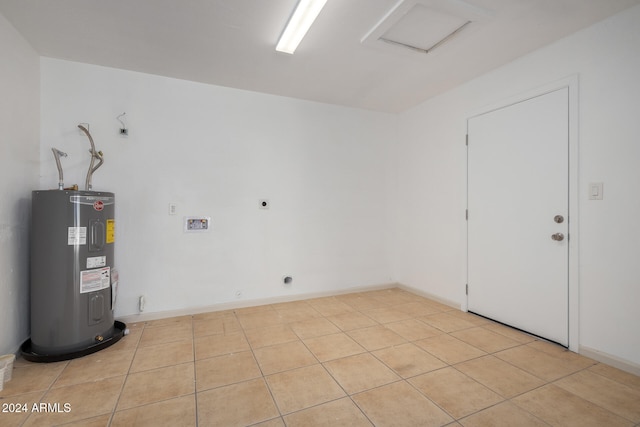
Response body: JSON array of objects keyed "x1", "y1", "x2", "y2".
[{"x1": 21, "y1": 190, "x2": 125, "y2": 362}]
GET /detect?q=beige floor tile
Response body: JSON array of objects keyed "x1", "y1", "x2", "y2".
[
  {"x1": 130, "y1": 339, "x2": 193, "y2": 372},
  {"x1": 303, "y1": 333, "x2": 365, "y2": 362},
  {"x1": 197, "y1": 378, "x2": 279, "y2": 427},
  {"x1": 451, "y1": 327, "x2": 521, "y2": 353},
  {"x1": 9, "y1": 290, "x2": 640, "y2": 427},
  {"x1": 144, "y1": 315, "x2": 192, "y2": 328},
  {"x1": 253, "y1": 340, "x2": 318, "y2": 375},
  {"x1": 373, "y1": 343, "x2": 447, "y2": 378},
  {"x1": 0, "y1": 361, "x2": 67, "y2": 397},
  {"x1": 245, "y1": 325, "x2": 299, "y2": 349},
  {"x1": 446, "y1": 310, "x2": 491, "y2": 326},
  {"x1": 588, "y1": 363, "x2": 640, "y2": 391},
  {"x1": 253, "y1": 417, "x2": 285, "y2": 427},
  {"x1": 336, "y1": 294, "x2": 388, "y2": 311},
  {"x1": 289, "y1": 317, "x2": 341, "y2": 339},
  {"x1": 270, "y1": 300, "x2": 313, "y2": 311},
  {"x1": 273, "y1": 306, "x2": 322, "y2": 323},
  {"x1": 418, "y1": 312, "x2": 478, "y2": 333},
  {"x1": 192, "y1": 313, "x2": 241, "y2": 335},
  {"x1": 495, "y1": 345, "x2": 588, "y2": 382},
  {"x1": 347, "y1": 325, "x2": 406, "y2": 351},
  {"x1": 195, "y1": 350, "x2": 261, "y2": 391},
  {"x1": 0, "y1": 391, "x2": 45, "y2": 427},
  {"x1": 459, "y1": 401, "x2": 549, "y2": 427},
  {"x1": 265, "y1": 364, "x2": 345, "y2": 414},
  {"x1": 527, "y1": 340, "x2": 597, "y2": 368},
  {"x1": 52, "y1": 348, "x2": 134, "y2": 388},
  {"x1": 391, "y1": 301, "x2": 445, "y2": 317},
  {"x1": 138, "y1": 321, "x2": 193, "y2": 347},
  {"x1": 353, "y1": 380, "x2": 453, "y2": 427},
  {"x1": 367, "y1": 288, "x2": 417, "y2": 305},
  {"x1": 192, "y1": 309, "x2": 235, "y2": 321},
  {"x1": 513, "y1": 384, "x2": 633, "y2": 427},
  {"x1": 236, "y1": 310, "x2": 286, "y2": 330},
  {"x1": 192, "y1": 317, "x2": 225, "y2": 337},
  {"x1": 415, "y1": 334, "x2": 486, "y2": 365},
  {"x1": 22, "y1": 375, "x2": 124, "y2": 426},
  {"x1": 111, "y1": 394, "x2": 196, "y2": 426},
  {"x1": 103, "y1": 329, "x2": 142, "y2": 353},
  {"x1": 194, "y1": 331, "x2": 249, "y2": 360},
  {"x1": 117, "y1": 362, "x2": 195, "y2": 410},
  {"x1": 283, "y1": 397, "x2": 372, "y2": 427},
  {"x1": 62, "y1": 414, "x2": 111, "y2": 426},
  {"x1": 323, "y1": 353, "x2": 400, "y2": 394},
  {"x1": 326, "y1": 311, "x2": 378, "y2": 331},
  {"x1": 455, "y1": 355, "x2": 545, "y2": 398},
  {"x1": 234, "y1": 304, "x2": 274, "y2": 315},
  {"x1": 409, "y1": 367, "x2": 504, "y2": 419},
  {"x1": 307, "y1": 297, "x2": 355, "y2": 316},
  {"x1": 554, "y1": 369, "x2": 640, "y2": 422},
  {"x1": 482, "y1": 322, "x2": 537, "y2": 344},
  {"x1": 385, "y1": 318, "x2": 443, "y2": 341},
  {"x1": 362, "y1": 307, "x2": 413, "y2": 324}
]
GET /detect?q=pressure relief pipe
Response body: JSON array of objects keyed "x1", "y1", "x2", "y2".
[
  {"x1": 78, "y1": 124, "x2": 104, "y2": 190},
  {"x1": 51, "y1": 148, "x2": 68, "y2": 190}
]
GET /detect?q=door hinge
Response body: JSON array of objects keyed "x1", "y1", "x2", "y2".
[
  {"x1": 465, "y1": 134, "x2": 469, "y2": 146},
  {"x1": 466, "y1": 284, "x2": 468, "y2": 295},
  {"x1": 465, "y1": 209, "x2": 468, "y2": 220}
]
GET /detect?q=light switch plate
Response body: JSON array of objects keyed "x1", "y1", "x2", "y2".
[{"x1": 588, "y1": 182, "x2": 603, "y2": 200}]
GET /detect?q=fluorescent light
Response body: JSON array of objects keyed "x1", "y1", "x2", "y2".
[{"x1": 276, "y1": 0, "x2": 327, "y2": 54}]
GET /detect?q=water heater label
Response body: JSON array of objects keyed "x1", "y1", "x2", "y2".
[
  {"x1": 68, "y1": 227, "x2": 87, "y2": 245},
  {"x1": 106, "y1": 219, "x2": 115, "y2": 243},
  {"x1": 80, "y1": 267, "x2": 111, "y2": 294},
  {"x1": 87, "y1": 256, "x2": 106, "y2": 269}
]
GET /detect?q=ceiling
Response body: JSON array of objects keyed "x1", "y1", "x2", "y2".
[{"x1": 1, "y1": 0, "x2": 639, "y2": 113}]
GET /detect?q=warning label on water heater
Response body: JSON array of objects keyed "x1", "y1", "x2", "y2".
[
  {"x1": 106, "y1": 219, "x2": 115, "y2": 243},
  {"x1": 68, "y1": 227, "x2": 87, "y2": 245},
  {"x1": 80, "y1": 267, "x2": 111, "y2": 294}
]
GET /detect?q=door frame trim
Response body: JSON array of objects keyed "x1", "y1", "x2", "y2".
[{"x1": 465, "y1": 75, "x2": 580, "y2": 352}]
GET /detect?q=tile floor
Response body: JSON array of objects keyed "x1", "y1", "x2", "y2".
[{"x1": 1, "y1": 288, "x2": 640, "y2": 426}]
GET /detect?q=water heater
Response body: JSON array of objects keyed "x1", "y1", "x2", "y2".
[{"x1": 22, "y1": 190, "x2": 125, "y2": 361}]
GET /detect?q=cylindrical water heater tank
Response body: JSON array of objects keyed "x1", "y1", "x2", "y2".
[{"x1": 26, "y1": 190, "x2": 123, "y2": 360}]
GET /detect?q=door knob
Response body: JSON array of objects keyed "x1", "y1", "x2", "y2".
[
  {"x1": 551, "y1": 233, "x2": 564, "y2": 241},
  {"x1": 554, "y1": 215, "x2": 564, "y2": 224}
]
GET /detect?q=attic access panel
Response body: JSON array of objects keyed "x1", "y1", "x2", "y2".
[{"x1": 362, "y1": 0, "x2": 491, "y2": 54}]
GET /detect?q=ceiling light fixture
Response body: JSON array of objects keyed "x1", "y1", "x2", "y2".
[{"x1": 276, "y1": 0, "x2": 327, "y2": 54}]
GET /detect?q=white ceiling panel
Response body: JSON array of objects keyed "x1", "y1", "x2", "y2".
[{"x1": 1, "y1": 0, "x2": 638, "y2": 112}]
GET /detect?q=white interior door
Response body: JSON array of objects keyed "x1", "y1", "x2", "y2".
[{"x1": 467, "y1": 88, "x2": 569, "y2": 346}]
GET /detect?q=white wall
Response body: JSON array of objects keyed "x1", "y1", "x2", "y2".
[
  {"x1": 0, "y1": 14, "x2": 40, "y2": 355},
  {"x1": 40, "y1": 59, "x2": 397, "y2": 318},
  {"x1": 394, "y1": 4, "x2": 640, "y2": 367}
]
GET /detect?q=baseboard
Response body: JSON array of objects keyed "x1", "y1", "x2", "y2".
[
  {"x1": 117, "y1": 282, "x2": 397, "y2": 325},
  {"x1": 394, "y1": 283, "x2": 461, "y2": 311},
  {"x1": 579, "y1": 346, "x2": 640, "y2": 377}
]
